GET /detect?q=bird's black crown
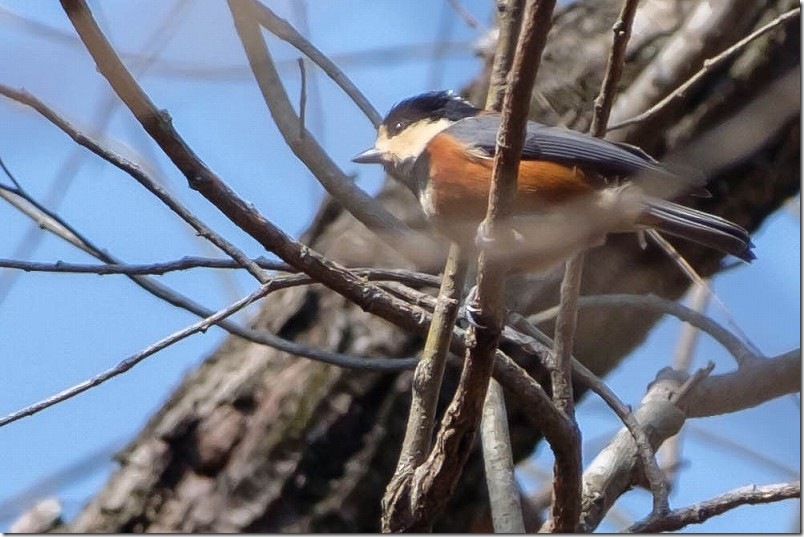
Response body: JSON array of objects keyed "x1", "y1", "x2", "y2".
[{"x1": 383, "y1": 91, "x2": 480, "y2": 137}]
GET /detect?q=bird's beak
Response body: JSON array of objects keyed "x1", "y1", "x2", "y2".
[{"x1": 352, "y1": 147, "x2": 385, "y2": 164}]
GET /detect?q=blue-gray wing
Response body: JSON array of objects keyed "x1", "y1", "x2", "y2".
[{"x1": 446, "y1": 115, "x2": 667, "y2": 177}]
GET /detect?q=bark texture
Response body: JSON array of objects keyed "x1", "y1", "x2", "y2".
[{"x1": 63, "y1": 0, "x2": 799, "y2": 532}]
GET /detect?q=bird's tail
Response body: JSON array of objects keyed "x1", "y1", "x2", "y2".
[{"x1": 639, "y1": 198, "x2": 755, "y2": 262}]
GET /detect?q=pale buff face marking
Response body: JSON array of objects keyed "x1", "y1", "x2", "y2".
[{"x1": 373, "y1": 118, "x2": 454, "y2": 164}]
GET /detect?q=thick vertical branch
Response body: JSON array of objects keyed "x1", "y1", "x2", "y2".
[{"x1": 478, "y1": 2, "x2": 527, "y2": 532}]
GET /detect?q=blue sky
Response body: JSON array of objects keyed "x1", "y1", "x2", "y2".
[{"x1": 0, "y1": 1, "x2": 799, "y2": 531}]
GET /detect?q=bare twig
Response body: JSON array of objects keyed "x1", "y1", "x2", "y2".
[
  {"x1": 297, "y1": 58, "x2": 307, "y2": 138},
  {"x1": 686, "y1": 424, "x2": 800, "y2": 479},
  {"x1": 578, "y1": 351, "x2": 800, "y2": 532},
  {"x1": 662, "y1": 283, "x2": 710, "y2": 485},
  {"x1": 0, "y1": 176, "x2": 419, "y2": 374},
  {"x1": 545, "y1": 252, "x2": 585, "y2": 531},
  {"x1": 0, "y1": 256, "x2": 292, "y2": 275},
  {"x1": 386, "y1": 245, "x2": 468, "y2": 484},
  {"x1": 457, "y1": 0, "x2": 558, "y2": 530},
  {"x1": 0, "y1": 85, "x2": 268, "y2": 283},
  {"x1": 572, "y1": 360, "x2": 670, "y2": 518},
  {"x1": 507, "y1": 314, "x2": 668, "y2": 523},
  {"x1": 607, "y1": 0, "x2": 764, "y2": 135},
  {"x1": 485, "y1": 0, "x2": 524, "y2": 111},
  {"x1": 647, "y1": 230, "x2": 761, "y2": 357},
  {"x1": 627, "y1": 481, "x2": 801, "y2": 533},
  {"x1": 0, "y1": 85, "x2": 443, "y2": 371},
  {"x1": 0, "y1": 284, "x2": 272, "y2": 428},
  {"x1": 609, "y1": 6, "x2": 801, "y2": 131},
  {"x1": 381, "y1": 0, "x2": 560, "y2": 531},
  {"x1": 531, "y1": 293, "x2": 763, "y2": 365},
  {"x1": 579, "y1": 369, "x2": 688, "y2": 532},
  {"x1": 0, "y1": 183, "x2": 96, "y2": 257},
  {"x1": 447, "y1": 0, "x2": 480, "y2": 29},
  {"x1": 0, "y1": 4, "x2": 475, "y2": 87},
  {"x1": 229, "y1": 0, "x2": 432, "y2": 262},
  {"x1": 249, "y1": 2, "x2": 381, "y2": 127},
  {"x1": 549, "y1": 253, "x2": 583, "y2": 414},
  {"x1": 0, "y1": 257, "x2": 441, "y2": 290},
  {"x1": 0, "y1": 1, "x2": 191, "y2": 304},
  {"x1": 589, "y1": 0, "x2": 641, "y2": 137},
  {"x1": 62, "y1": 0, "x2": 434, "y2": 339}
]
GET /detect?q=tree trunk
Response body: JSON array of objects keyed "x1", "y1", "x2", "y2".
[{"x1": 66, "y1": 0, "x2": 799, "y2": 532}]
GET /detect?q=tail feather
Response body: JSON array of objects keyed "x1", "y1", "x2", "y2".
[{"x1": 640, "y1": 199, "x2": 755, "y2": 262}]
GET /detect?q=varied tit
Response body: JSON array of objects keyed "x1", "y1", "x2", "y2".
[{"x1": 353, "y1": 91, "x2": 754, "y2": 272}]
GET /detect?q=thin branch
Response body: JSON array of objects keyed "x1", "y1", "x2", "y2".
[
  {"x1": 0, "y1": 264, "x2": 449, "y2": 429},
  {"x1": 662, "y1": 282, "x2": 709, "y2": 485},
  {"x1": 627, "y1": 481, "x2": 801, "y2": 533},
  {"x1": 387, "y1": 246, "x2": 468, "y2": 476},
  {"x1": 0, "y1": 85, "x2": 268, "y2": 284},
  {"x1": 0, "y1": 1, "x2": 191, "y2": 305},
  {"x1": 647, "y1": 229, "x2": 761, "y2": 357},
  {"x1": 0, "y1": 110, "x2": 438, "y2": 372},
  {"x1": 62, "y1": 0, "x2": 432, "y2": 339},
  {"x1": 446, "y1": 0, "x2": 480, "y2": 29},
  {"x1": 485, "y1": 0, "x2": 524, "y2": 111},
  {"x1": 0, "y1": 284, "x2": 271, "y2": 428},
  {"x1": 0, "y1": 256, "x2": 292, "y2": 275},
  {"x1": 579, "y1": 368, "x2": 688, "y2": 532},
  {"x1": 456, "y1": 0, "x2": 558, "y2": 527},
  {"x1": 382, "y1": 0, "x2": 559, "y2": 531},
  {"x1": 531, "y1": 293, "x2": 763, "y2": 365},
  {"x1": 0, "y1": 4, "x2": 476, "y2": 86},
  {"x1": 0, "y1": 183, "x2": 96, "y2": 257},
  {"x1": 589, "y1": 0, "x2": 641, "y2": 137},
  {"x1": 609, "y1": 6, "x2": 801, "y2": 131},
  {"x1": 297, "y1": 58, "x2": 307, "y2": 138},
  {"x1": 250, "y1": 2, "x2": 381, "y2": 127},
  {"x1": 578, "y1": 352, "x2": 800, "y2": 532},
  {"x1": 507, "y1": 314, "x2": 668, "y2": 523},
  {"x1": 0, "y1": 257, "x2": 441, "y2": 289},
  {"x1": 686, "y1": 424, "x2": 800, "y2": 479},
  {"x1": 0, "y1": 177, "x2": 420, "y2": 374},
  {"x1": 230, "y1": 0, "x2": 432, "y2": 262},
  {"x1": 572, "y1": 359, "x2": 670, "y2": 518}
]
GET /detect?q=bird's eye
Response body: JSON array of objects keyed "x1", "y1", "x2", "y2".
[{"x1": 388, "y1": 120, "x2": 405, "y2": 136}]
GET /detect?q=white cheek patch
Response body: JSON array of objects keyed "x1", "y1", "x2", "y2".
[{"x1": 375, "y1": 118, "x2": 453, "y2": 163}]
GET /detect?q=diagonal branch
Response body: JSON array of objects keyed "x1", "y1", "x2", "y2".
[
  {"x1": 60, "y1": 0, "x2": 431, "y2": 337},
  {"x1": 249, "y1": 2, "x2": 381, "y2": 127},
  {"x1": 230, "y1": 0, "x2": 435, "y2": 264},
  {"x1": 627, "y1": 481, "x2": 801, "y2": 533},
  {"x1": 0, "y1": 85, "x2": 267, "y2": 283},
  {"x1": 609, "y1": 6, "x2": 801, "y2": 131}
]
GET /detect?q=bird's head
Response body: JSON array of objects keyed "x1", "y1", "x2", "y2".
[{"x1": 352, "y1": 91, "x2": 480, "y2": 176}]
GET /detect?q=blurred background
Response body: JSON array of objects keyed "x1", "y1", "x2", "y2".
[{"x1": 0, "y1": 0, "x2": 799, "y2": 532}]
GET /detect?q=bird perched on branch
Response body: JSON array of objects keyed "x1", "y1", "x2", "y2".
[{"x1": 354, "y1": 91, "x2": 754, "y2": 272}]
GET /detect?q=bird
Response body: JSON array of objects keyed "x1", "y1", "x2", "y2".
[{"x1": 353, "y1": 91, "x2": 754, "y2": 273}]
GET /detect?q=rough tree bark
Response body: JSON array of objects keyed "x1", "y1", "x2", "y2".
[{"x1": 57, "y1": 0, "x2": 798, "y2": 532}]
